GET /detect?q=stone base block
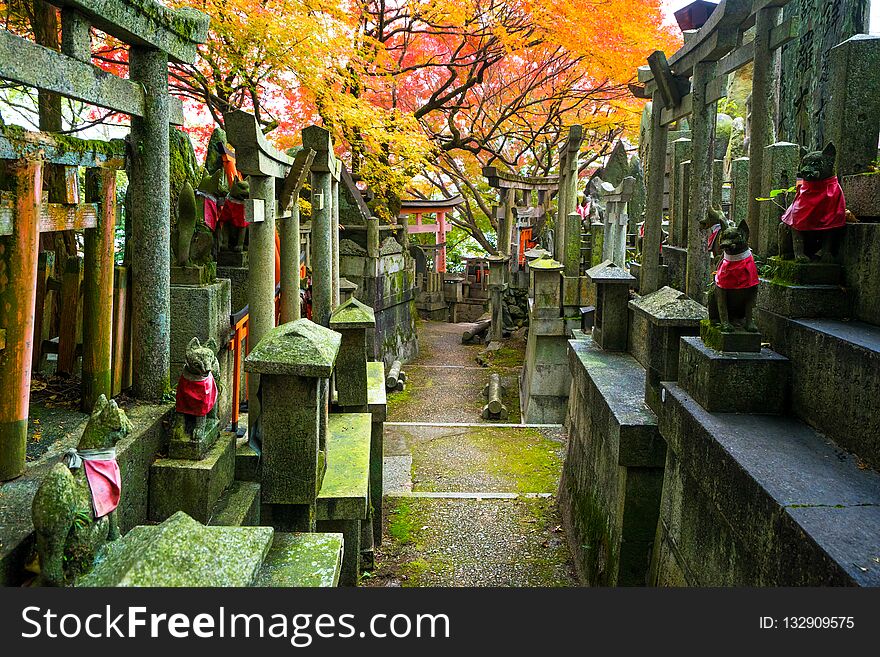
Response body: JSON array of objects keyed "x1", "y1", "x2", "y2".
[
  {"x1": 235, "y1": 443, "x2": 261, "y2": 482},
  {"x1": 168, "y1": 415, "x2": 220, "y2": 460},
  {"x1": 170, "y1": 279, "x2": 231, "y2": 367},
  {"x1": 170, "y1": 264, "x2": 212, "y2": 286},
  {"x1": 209, "y1": 480, "x2": 261, "y2": 527},
  {"x1": 661, "y1": 244, "x2": 687, "y2": 291},
  {"x1": 700, "y1": 320, "x2": 762, "y2": 353},
  {"x1": 653, "y1": 384, "x2": 880, "y2": 586},
  {"x1": 149, "y1": 434, "x2": 235, "y2": 523},
  {"x1": 767, "y1": 257, "x2": 841, "y2": 285},
  {"x1": 216, "y1": 265, "x2": 248, "y2": 314},
  {"x1": 561, "y1": 337, "x2": 663, "y2": 586},
  {"x1": 678, "y1": 336, "x2": 789, "y2": 414},
  {"x1": 757, "y1": 278, "x2": 850, "y2": 319},
  {"x1": 218, "y1": 250, "x2": 248, "y2": 267}
]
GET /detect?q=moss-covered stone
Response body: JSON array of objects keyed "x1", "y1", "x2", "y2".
[
  {"x1": 79, "y1": 512, "x2": 272, "y2": 587},
  {"x1": 316, "y1": 413, "x2": 372, "y2": 521},
  {"x1": 255, "y1": 532, "x2": 343, "y2": 587},
  {"x1": 245, "y1": 319, "x2": 342, "y2": 378}
]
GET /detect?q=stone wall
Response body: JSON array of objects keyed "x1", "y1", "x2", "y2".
[
  {"x1": 340, "y1": 251, "x2": 418, "y2": 366},
  {"x1": 559, "y1": 339, "x2": 664, "y2": 586}
]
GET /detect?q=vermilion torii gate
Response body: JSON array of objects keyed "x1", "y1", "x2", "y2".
[{"x1": 398, "y1": 196, "x2": 463, "y2": 273}]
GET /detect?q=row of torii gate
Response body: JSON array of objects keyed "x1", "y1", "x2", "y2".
[{"x1": 399, "y1": 128, "x2": 639, "y2": 278}]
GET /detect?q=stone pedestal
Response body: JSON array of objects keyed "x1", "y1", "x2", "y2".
[
  {"x1": 245, "y1": 320, "x2": 341, "y2": 515},
  {"x1": 168, "y1": 414, "x2": 220, "y2": 460},
  {"x1": 149, "y1": 434, "x2": 235, "y2": 523},
  {"x1": 218, "y1": 250, "x2": 248, "y2": 267},
  {"x1": 586, "y1": 260, "x2": 635, "y2": 352},
  {"x1": 170, "y1": 264, "x2": 212, "y2": 286},
  {"x1": 628, "y1": 286, "x2": 707, "y2": 414},
  {"x1": 678, "y1": 336, "x2": 790, "y2": 414},
  {"x1": 700, "y1": 320, "x2": 763, "y2": 353},
  {"x1": 170, "y1": 279, "x2": 231, "y2": 369},
  {"x1": 216, "y1": 265, "x2": 248, "y2": 314},
  {"x1": 758, "y1": 258, "x2": 850, "y2": 319}
]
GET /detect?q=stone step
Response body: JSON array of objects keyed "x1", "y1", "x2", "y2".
[
  {"x1": 149, "y1": 433, "x2": 235, "y2": 524},
  {"x1": 656, "y1": 383, "x2": 880, "y2": 586},
  {"x1": 235, "y1": 442, "x2": 261, "y2": 482},
  {"x1": 757, "y1": 278, "x2": 850, "y2": 319},
  {"x1": 209, "y1": 480, "x2": 261, "y2": 527},
  {"x1": 254, "y1": 532, "x2": 344, "y2": 587},
  {"x1": 757, "y1": 313, "x2": 880, "y2": 470}
]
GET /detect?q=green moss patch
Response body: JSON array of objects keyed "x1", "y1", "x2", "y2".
[{"x1": 405, "y1": 426, "x2": 564, "y2": 494}]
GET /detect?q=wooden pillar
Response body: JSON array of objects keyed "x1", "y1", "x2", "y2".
[
  {"x1": 129, "y1": 46, "x2": 170, "y2": 399},
  {"x1": 686, "y1": 61, "x2": 717, "y2": 304},
  {"x1": 0, "y1": 160, "x2": 42, "y2": 480},
  {"x1": 111, "y1": 265, "x2": 130, "y2": 396},
  {"x1": 746, "y1": 6, "x2": 781, "y2": 252},
  {"x1": 81, "y1": 168, "x2": 116, "y2": 410},
  {"x1": 501, "y1": 188, "x2": 514, "y2": 257},
  {"x1": 437, "y1": 211, "x2": 447, "y2": 273},
  {"x1": 641, "y1": 94, "x2": 668, "y2": 295}
]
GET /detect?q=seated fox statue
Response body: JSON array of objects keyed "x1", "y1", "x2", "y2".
[
  {"x1": 170, "y1": 337, "x2": 221, "y2": 459},
  {"x1": 778, "y1": 143, "x2": 847, "y2": 263},
  {"x1": 705, "y1": 207, "x2": 759, "y2": 332},
  {"x1": 31, "y1": 395, "x2": 131, "y2": 586}
]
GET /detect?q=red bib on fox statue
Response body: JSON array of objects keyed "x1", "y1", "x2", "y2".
[
  {"x1": 175, "y1": 372, "x2": 218, "y2": 417},
  {"x1": 781, "y1": 176, "x2": 846, "y2": 232},
  {"x1": 715, "y1": 249, "x2": 759, "y2": 290}
]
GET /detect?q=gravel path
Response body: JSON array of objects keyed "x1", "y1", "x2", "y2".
[{"x1": 368, "y1": 320, "x2": 578, "y2": 587}]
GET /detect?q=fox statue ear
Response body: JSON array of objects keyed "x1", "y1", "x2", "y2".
[
  {"x1": 800, "y1": 146, "x2": 809, "y2": 160},
  {"x1": 738, "y1": 219, "x2": 750, "y2": 243},
  {"x1": 822, "y1": 142, "x2": 836, "y2": 160}
]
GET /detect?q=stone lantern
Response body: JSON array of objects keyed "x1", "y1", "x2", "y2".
[
  {"x1": 245, "y1": 318, "x2": 341, "y2": 529},
  {"x1": 529, "y1": 257, "x2": 564, "y2": 319},
  {"x1": 586, "y1": 259, "x2": 635, "y2": 351},
  {"x1": 329, "y1": 297, "x2": 376, "y2": 408}
]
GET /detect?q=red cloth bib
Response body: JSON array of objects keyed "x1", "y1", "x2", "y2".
[
  {"x1": 781, "y1": 176, "x2": 846, "y2": 231},
  {"x1": 218, "y1": 198, "x2": 248, "y2": 228},
  {"x1": 715, "y1": 250, "x2": 759, "y2": 290},
  {"x1": 707, "y1": 224, "x2": 722, "y2": 251},
  {"x1": 83, "y1": 458, "x2": 121, "y2": 518},
  {"x1": 175, "y1": 372, "x2": 218, "y2": 417},
  {"x1": 200, "y1": 194, "x2": 219, "y2": 231}
]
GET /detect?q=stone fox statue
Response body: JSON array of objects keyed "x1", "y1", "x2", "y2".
[
  {"x1": 31, "y1": 395, "x2": 132, "y2": 586},
  {"x1": 704, "y1": 207, "x2": 759, "y2": 332},
  {"x1": 175, "y1": 337, "x2": 220, "y2": 443},
  {"x1": 778, "y1": 143, "x2": 847, "y2": 262}
]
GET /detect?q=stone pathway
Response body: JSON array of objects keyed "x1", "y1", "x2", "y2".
[{"x1": 366, "y1": 320, "x2": 578, "y2": 587}]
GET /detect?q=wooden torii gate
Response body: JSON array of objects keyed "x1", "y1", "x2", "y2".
[
  {"x1": 482, "y1": 166, "x2": 558, "y2": 267},
  {"x1": 633, "y1": 0, "x2": 797, "y2": 298},
  {"x1": 0, "y1": 0, "x2": 208, "y2": 480}
]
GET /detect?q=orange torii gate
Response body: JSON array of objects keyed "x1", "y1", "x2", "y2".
[{"x1": 398, "y1": 196, "x2": 463, "y2": 273}]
